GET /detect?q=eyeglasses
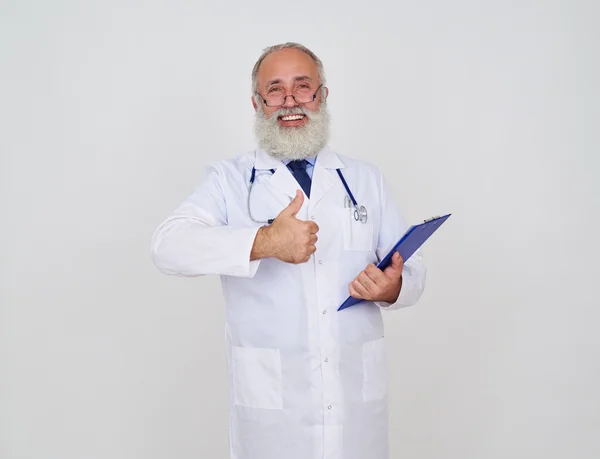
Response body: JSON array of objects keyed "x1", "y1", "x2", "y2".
[{"x1": 256, "y1": 84, "x2": 324, "y2": 108}]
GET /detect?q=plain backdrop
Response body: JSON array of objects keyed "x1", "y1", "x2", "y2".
[{"x1": 1, "y1": 1, "x2": 599, "y2": 458}]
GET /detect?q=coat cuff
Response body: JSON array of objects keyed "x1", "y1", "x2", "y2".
[
  {"x1": 375, "y1": 276, "x2": 420, "y2": 311},
  {"x1": 237, "y1": 227, "x2": 262, "y2": 278}
]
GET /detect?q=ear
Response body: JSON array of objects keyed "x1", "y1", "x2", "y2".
[
  {"x1": 251, "y1": 95, "x2": 258, "y2": 111},
  {"x1": 324, "y1": 86, "x2": 329, "y2": 100}
]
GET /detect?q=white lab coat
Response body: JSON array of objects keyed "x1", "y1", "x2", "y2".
[{"x1": 151, "y1": 146, "x2": 426, "y2": 459}]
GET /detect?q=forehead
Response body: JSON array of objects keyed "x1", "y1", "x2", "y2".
[{"x1": 257, "y1": 48, "x2": 319, "y2": 87}]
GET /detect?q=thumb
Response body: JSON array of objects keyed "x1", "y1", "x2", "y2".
[
  {"x1": 385, "y1": 251, "x2": 404, "y2": 276},
  {"x1": 280, "y1": 189, "x2": 304, "y2": 217}
]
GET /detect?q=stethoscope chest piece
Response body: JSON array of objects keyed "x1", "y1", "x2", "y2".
[
  {"x1": 354, "y1": 205, "x2": 368, "y2": 223},
  {"x1": 343, "y1": 181, "x2": 368, "y2": 223}
]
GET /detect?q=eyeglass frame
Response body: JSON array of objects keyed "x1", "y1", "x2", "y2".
[{"x1": 255, "y1": 83, "x2": 325, "y2": 108}]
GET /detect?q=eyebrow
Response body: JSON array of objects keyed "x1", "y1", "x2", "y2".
[{"x1": 266, "y1": 76, "x2": 314, "y2": 87}]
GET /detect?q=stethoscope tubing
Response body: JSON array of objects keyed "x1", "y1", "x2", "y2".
[{"x1": 248, "y1": 166, "x2": 367, "y2": 225}]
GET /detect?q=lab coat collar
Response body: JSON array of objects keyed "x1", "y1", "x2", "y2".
[
  {"x1": 253, "y1": 146, "x2": 345, "y2": 204},
  {"x1": 253, "y1": 145, "x2": 345, "y2": 171}
]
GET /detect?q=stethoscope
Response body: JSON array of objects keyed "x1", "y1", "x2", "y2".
[{"x1": 248, "y1": 166, "x2": 368, "y2": 225}]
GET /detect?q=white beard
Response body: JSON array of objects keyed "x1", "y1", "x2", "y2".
[{"x1": 254, "y1": 101, "x2": 330, "y2": 161}]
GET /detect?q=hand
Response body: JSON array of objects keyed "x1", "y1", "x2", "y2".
[
  {"x1": 254, "y1": 190, "x2": 319, "y2": 264},
  {"x1": 349, "y1": 251, "x2": 404, "y2": 303}
]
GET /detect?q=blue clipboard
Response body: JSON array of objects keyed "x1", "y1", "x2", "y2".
[{"x1": 338, "y1": 213, "x2": 451, "y2": 311}]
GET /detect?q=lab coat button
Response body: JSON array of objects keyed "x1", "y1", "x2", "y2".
[
  {"x1": 327, "y1": 405, "x2": 332, "y2": 410},
  {"x1": 318, "y1": 260, "x2": 323, "y2": 265},
  {"x1": 322, "y1": 309, "x2": 327, "y2": 315},
  {"x1": 324, "y1": 357, "x2": 329, "y2": 362},
  {"x1": 311, "y1": 215, "x2": 315, "y2": 220}
]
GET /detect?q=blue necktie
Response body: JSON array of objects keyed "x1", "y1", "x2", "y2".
[{"x1": 287, "y1": 160, "x2": 312, "y2": 198}]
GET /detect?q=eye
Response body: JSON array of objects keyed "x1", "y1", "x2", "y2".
[
  {"x1": 268, "y1": 87, "x2": 282, "y2": 93},
  {"x1": 298, "y1": 84, "x2": 310, "y2": 89}
]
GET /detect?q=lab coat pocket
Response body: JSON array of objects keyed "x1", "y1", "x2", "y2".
[
  {"x1": 362, "y1": 337, "x2": 387, "y2": 402},
  {"x1": 232, "y1": 346, "x2": 283, "y2": 410},
  {"x1": 341, "y1": 207, "x2": 374, "y2": 251}
]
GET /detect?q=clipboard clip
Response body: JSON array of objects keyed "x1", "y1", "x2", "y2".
[{"x1": 423, "y1": 216, "x2": 441, "y2": 223}]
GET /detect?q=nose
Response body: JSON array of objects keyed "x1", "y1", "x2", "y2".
[{"x1": 282, "y1": 93, "x2": 298, "y2": 108}]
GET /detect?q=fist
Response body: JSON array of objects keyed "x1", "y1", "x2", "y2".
[
  {"x1": 349, "y1": 252, "x2": 404, "y2": 303},
  {"x1": 269, "y1": 190, "x2": 319, "y2": 264}
]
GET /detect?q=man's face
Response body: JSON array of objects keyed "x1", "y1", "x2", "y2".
[
  {"x1": 252, "y1": 48, "x2": 331, "y2": 161},
  {"x1": 253, "y1": 48, "x2": 326, "y2": 128}
]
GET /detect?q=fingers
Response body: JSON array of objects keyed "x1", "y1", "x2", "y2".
[
  {"x1": 348, "y1": 282, "x2": 362, "y2": 299},
  {"x1": 350, "y1": 264, "x2": 392, "y2": 300},
  {"x1": 350, "y1": 277, "x2": 370, "y2": 299},
  {"x1": 365, "y1": 263, "x2": 386, "y2": 284},
  {"x1": 297, "y1": 245, "x2": 316, "y2": 264},
  {"x1": 306, "y1": 221, "x2": 319, "y2": 234},
  {"x1": 303, "y1": 240, "x2": 317, "y2": 260},
  {"x1": 357, "y1": 270, "x2": 378, "y2": 294}
]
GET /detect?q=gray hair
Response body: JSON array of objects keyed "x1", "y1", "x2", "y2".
[{"x1": 251, "y1": 42, "x2": 326, "y2": 94}]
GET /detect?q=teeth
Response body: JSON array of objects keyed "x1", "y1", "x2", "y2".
[{"x1": 281, "y1": 115, "x2": 304, "y2": 121}]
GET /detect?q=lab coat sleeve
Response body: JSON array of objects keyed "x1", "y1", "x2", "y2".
[
  {"x1": 151, "y1": 163, "x2": 262, "y2": 278},
  {"x1": 373, "y1": 169, "x2": 427, "y2": 310}
]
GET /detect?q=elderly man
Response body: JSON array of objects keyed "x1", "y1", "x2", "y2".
[{"x1": 152, "y1": 43, "x2": 426, "y2": 459}]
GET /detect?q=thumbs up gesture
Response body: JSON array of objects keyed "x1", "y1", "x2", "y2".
[
  {"x1": 252, "y1": 190, "x2": 319, "y2": 264},
  {"x1": 348, "y1": 252, "x2": 404, "y2": 303}
]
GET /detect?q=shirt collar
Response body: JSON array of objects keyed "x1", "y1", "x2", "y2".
[{"x1": 283, "y1": 156, "x2": 316, "y2": 167}]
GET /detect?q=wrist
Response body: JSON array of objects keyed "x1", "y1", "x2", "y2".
[{"x1": 250, "y1": 225, "x2": 276, "y2": 261}]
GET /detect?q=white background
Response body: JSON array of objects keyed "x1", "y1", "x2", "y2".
[{"x1": 1, "y1": 1, "x2": 599, "y2": 458}]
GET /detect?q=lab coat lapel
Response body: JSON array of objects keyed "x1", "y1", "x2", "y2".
[
  {"x1": 309, "y1": 147, "x2": 345, "y2": 208},
  {"x1": 254, "y1": 148, "x2": 299, "y2": 200},
  {"x1": 268, "y1": 167, "x2": 302, "y2": 200}
]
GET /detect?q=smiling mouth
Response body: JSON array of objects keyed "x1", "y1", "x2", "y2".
[{"x1": 279, "y1": 114, "x2": 306, "y2": 121}]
